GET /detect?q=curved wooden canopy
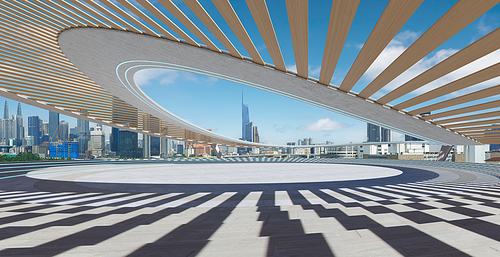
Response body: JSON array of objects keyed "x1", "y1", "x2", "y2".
[{"x1": 1, "y1": 0, "x2": 499, "y2": 145}]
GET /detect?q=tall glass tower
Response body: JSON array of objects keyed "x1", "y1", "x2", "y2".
[
  {"x1": 242, "y1": 93, "x2": 250, "y2": 140},
  {"x1": 49, "y1": 111, "x2": 59, "y2": 142}
]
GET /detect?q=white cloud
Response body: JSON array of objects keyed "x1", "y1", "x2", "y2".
[
  {"x1": 299, "y1": 118, "x2": 344, "y2": 132},
  {"x1": 206, "y1": 77, "x2": 219, "y2": 86}
]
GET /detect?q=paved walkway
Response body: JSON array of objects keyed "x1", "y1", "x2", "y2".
[{"x1": 0, "y1": 159, "x2": 500, "y2": 256}]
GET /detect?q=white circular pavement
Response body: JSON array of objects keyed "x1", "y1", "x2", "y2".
[{"x1": 28, "y1": 163, "x2": 402, "y2": 184}]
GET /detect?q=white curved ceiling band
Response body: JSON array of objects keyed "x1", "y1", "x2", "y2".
[{"x1": 0, "y1": 0, "x2": 499, "y2": 146}]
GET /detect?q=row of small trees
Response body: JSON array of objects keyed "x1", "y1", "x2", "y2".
[{"x1": 0, "y1": 152, "x2": 43, "y2": 162}]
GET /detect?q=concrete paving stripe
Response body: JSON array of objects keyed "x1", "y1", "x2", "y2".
[
  {"x1": 236, "y1": 191, "x2": 263, "y2": 207},
  {"x1": 275, "y1": 191, "x2": 294, "y2": 206},
  {"x1": 357, "y1": 187, "x2": 410, "y2": 199},
  {"x1": 319, "y1": 189, "x2": 357, "y2": 203},
  {"x1": 339, "y1": 188, "x2": 385, "y2": 201},
  {"x1": 0, "y1": 208, "x2": 157, "y2": 250},
  {"x1": 3, "y1": 192, "x2": 70, "y2": 202},
  {"x1": 0, "y1": 191, "x2": 27, "y2": 196},
  {"x1": 53, "y1": 193, "x2": 127, "y2": 205},
  {"x1": 298, "y1": 190, "x2": 329, "y2": 205},
  {"x1": 156, "y1": 192, "x2": 211, "y2": 208},
  {"x1": 0, "y1": 192, "x2": 48, "y2": 199},
  {"x1": 62, "y1": 195, "x2": 235, "y2": 256},
  {"x1": 372, "y1": 185, "x2": 430, "y2": 197},
  {"x1": 387, "y1": 185, "x2": 449, "y2": 195},
  {"x1": 84, "y1": 193, "x2": 155, "y2": 207},
  {"x1": 26, "y1": 193, "x2": 100, "y2": 204},
  {"x1": 197, "y1": 192, "x2": 237, "y2": 208},
  {"x1": 118, "y1": 193, "x2": 182, "y2": 208}
]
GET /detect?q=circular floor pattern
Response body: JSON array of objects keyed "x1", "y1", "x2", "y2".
[{"x1": 28, "y1": 163, "x2": 403, "y2": 184}]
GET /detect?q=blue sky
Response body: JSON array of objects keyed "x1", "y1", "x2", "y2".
[{"x1": 4, "y1": 0, "x2": 500, "y2": 144}]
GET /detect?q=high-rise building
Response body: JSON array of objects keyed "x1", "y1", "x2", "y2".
[
  {"x1": 110, "y1": 127, "x2": 119, "y2": 152},
  {"x1": 381, "y1": 127, "x2": 391, "y2": 142},
  {"x1": 367, "y1": 123, "x2": 380, "y2": 142},
  {"x1": 150, "y1": 136, "x2": 160, "y2": 156},
  {"x1": 49, "y1": 111, "x2": 59, "y2": 142},
  {"x1": 90, "y1": 124, "x2": 105, "y2": 157},
  {"x1": 77, "y1": 116, "x2": 90, "y2": 155},
  {"x1": 242, "y1": 93, "x2": 250, "y2": 140},
  {"x1": 119, "y1": 130, "x2": 141, "y2": 158},
  {"x1": 28, "y1": 116, "x2": 41, "y2": 145},
  {"x1": 59, "y1": 121, "x2": 69, "y2": 141},
  {"x1": 42, "y1": 122, "x2": 49, "y2": 136},
  {"x1": 244, "y1": 121, "x2": 253, "y2": 142},
  {"x1": 252, "y1": 126, "x2": 259, "y2": 143},
  {"x1": 12, "y1": 103, "x2": 24, "y2": 142},
  {"x1": 3, "y1": 100, "x2": 8, "y2": 120}
]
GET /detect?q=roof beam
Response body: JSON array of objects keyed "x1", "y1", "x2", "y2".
[
  {"x1": 116, "y1": 0, "x2": 178, "y2": 41},
  {"x1": 100, "y1": 0, "x2": 159, "y2": 36},
  {"x1": 378, "y1": 27, "x2": 500, "y2": 105},
  {"x1": 182, "y1": 0, "x2": 241, "y2": 57},
  {"x1": 358, "y1": 0, "x2": 500, "y2": 99},
  {"x1": 423, "y1": 99, "x2": 500, "y2": 120},
  {"x1": 339, "y1": 0, "x2": 422, "y2": 92},
  {"x1": 210, "y1": 0, "x2": 263, "y2": 64},
  {"x1": 436, "y1": 110, "x2": 500, "y2": 125},
  {"x1": 410, "y1": 84, "x2": 500, "y2": 116},
  {"x1": 454, "y1": 124, "x2": 500, "y2": 132},
  {"x1": 444, "y1": 118, "x2": 500, "y2": 129},
  {"x1": 285, "y1": 0, "x2": 308, "y2": 78},
  {"x1": 319, "y1": 0, "x2": 359, "y2": 85},
  {"x1": 395, "y1": 62, "x2": 500, "y2": 110},
  {"x1": 246, "y1": 0, "x2": 286, "y2": 71}
]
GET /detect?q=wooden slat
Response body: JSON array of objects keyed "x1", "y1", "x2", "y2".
[
  {"x1": 115, "y1": 0, "x2": 178, "y2": 40},
  {"x1": 182, "y1": 0, "x2": 241, "y2": 57},
  {"x1": 100, "y1": 0, "x2": 158, "y2": 36},
  {"x1": 20, "y1": 0, "x2": 75, "y2": 27},
  {"x1": 410, "y1": 85, "x2": 500, "y2": 116},
  {"x1": 436, "y1": 110, "x2": 500, "y2": 125},
  {"x1": 358, "y1": 0, "x2": 500, "y2": 98},
  {"x1": 285, "y1": 0, "x2": 308, "y2": 77},
  {"x1": 424, "y1": 100, "x2": 500, "y2": 120},
  {"x1": 52, "y1": 0, "x2": 110, "y2": 28},
  {"x1": 454, "y1": 124, "x2": 500, "y2": 132},
  {"x1": 83, "y1": 0, "x2": 141, "y2": 32},
  {"x1": 47, "y1": 0, "x2": 97, "y2": 26},
  {"x1": 66, "y1": 0, "x2": 126, "y2": 29},
  {"x1": 339, "y1": 0, "x2": 422, "y2": 92},
  {"x1": 463, "y1": 131, "x2": 500, "y2": 136},
  {"x1": 444, "y1": 118, "x2": 500, "y2": 129},
  {"x1": 378, "y1": 27, "x2": 500, "y2": 105},
  {"x1": 395, "y1": 62, "x2": 500, "y2": 110},
  {"x1": 135, "y1": 0, "x2": 199, "y2": 47},
  {"x1": 246, "y1": 0, "x2": 286, "y2": 71},
  {"x1": 319, "y1": 0, "x2": 359, "y2": 85},
  {"x1": 211, "y1": 0, "x2": 264, "y2": 64},
  {"x1": 35, "y1": 0, "x2": 81, "y2": 26}
]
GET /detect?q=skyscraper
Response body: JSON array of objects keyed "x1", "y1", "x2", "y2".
[
  {"x1": 28, "y1": 116, "x2": 41, "y2": 145},
  {"x1": 252, "y1": 126, "x2": 259, "y2": 143},
  {"x1": 59, "y1": 121, "x2": 69, "y2": 141},
  {"x1": 367, "y1": 123, "x2": 380, "y2": 142},
  {"x1": 77, "y1": 115, "x2": 90, "y2": 155},
  {"x1": 110, "y1": 127, "x2": 119, "y2": 152},
  {"x1": 49, "y1": 111, "x2": 59, "y2": 142},
  {"x1": 381, "y1": 127, "x2": 391, "y2": 142},
  {"x1": 90, "y1": 124, "x2": 105, "y2": 157},
  {"x1": 244, "y1": 121, "x2": 253, "y2": 142},
  {"x1": 3, "y1": 100, "x2": 8, "y2": 120},
  {"x1": 13, "y1": 103, "x2": 23, "y2": 142},
  {"x1": 242, "y1": 93, "x2": 250, "y2": 140}
]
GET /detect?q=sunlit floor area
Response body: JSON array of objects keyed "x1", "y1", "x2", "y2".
[{"x1": 1, "y1": 158, "x2": 500, "y2": 256}]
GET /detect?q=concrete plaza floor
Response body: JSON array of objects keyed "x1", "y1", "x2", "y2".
[{"x1": 0, "y1": 158, "x2": 500, "y2": 256}]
